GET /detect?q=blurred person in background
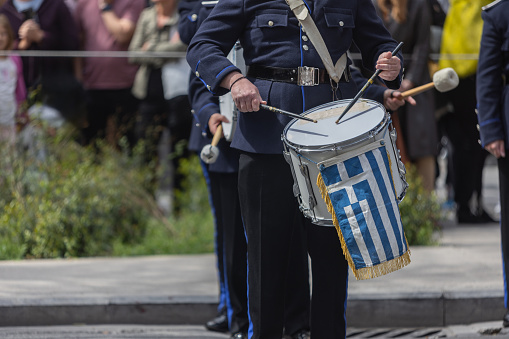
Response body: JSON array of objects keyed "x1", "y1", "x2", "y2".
[
  {"x1": 438, "y1": 0, "x2": 496, "y2": 224},
  {"x1": 476, "y1": 0, "x2": 509, "y2": 326},
  {"x1": 374, "y1": 0, "x2": 439, "y2": 193},
  {"x1": 0, "y1": 0, "x2": 81, "y2": 127},
  {"x1": 74, "y1": 0, "x2": 145, "y2": 150},
  {"x1": 128, "y1": 0, "x2": 191, "y2": 214},
  {"x1": 0, "y1": 13, "x2": 25, "y2": 146}
]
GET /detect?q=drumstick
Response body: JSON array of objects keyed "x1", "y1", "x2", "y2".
[
  {"x1": 400, "y1": 67, "x2": 459, "y2": 98},
  {"x1": 211, "y1": 124, "x2": 223, "y2": 147},
  {"x1": 200, "y1": 124, "x2": 223, "y2": 164},
  {"x1": 260, "y1": 104, "x2": 317, "y2": 123},
  {"x1": 335, "y1": 42, "x2": 404, "y2": 124}
]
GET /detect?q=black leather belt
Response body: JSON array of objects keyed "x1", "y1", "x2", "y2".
[{"x1": 247, "y1": 64, "x2": 350, "y2": 86}]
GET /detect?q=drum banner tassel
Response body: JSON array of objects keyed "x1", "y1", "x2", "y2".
[{"x1": 316, "y1": 143, "x2": 410, "y2": 280}]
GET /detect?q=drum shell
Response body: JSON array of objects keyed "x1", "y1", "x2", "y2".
[
  {"x1": 219, "y1": 42, "x2": 245, "y2": 142},
  {"x1": 282, "y1": 100, "x2": 408, "y2": 226}
]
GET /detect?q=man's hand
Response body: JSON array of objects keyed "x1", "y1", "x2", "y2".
[
  {"x1": 376, "y1": 51, "x2": 401, "y2": 81},
  {"x1": 208, "y1": 113, "x2": 229, "y2": 136},
  {"x1": 383, "y1": 90, "x2": 416, "y2": 111},
  {"x1": 18, "y1": 20, "x2": 44, "y2": 46},
  {"x1": 485, "y1": 140, "x2": 506, "y2": 159},
  {"x1": 221, "y1": 72, "x2": 267, "y2": 112}
]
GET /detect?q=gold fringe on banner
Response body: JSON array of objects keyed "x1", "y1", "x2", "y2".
[{"x1": 316, "y1": 173, "x2": 411, "y2": 280}]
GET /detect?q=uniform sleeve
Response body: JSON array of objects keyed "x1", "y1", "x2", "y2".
[
  {"x1": 178, "y1": 0, "x2": 201, "y2": 45},
  {"x1": 189, "y1": 75, "x2": 220, "y2": 137},
  {"x1": 186, "y1": 0, "x2": 244, "y2": 96},
  {"x1": 476, "y1": 11, "x2": 505, "y2": 147}
]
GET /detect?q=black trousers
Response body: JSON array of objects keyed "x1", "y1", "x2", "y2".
[
  {"x1": 238, "y1": 152, "x2": 348, "y2": 339},
  {"x1": 441, "y1": 75, "x2": 489, "y2": 212},
  {"x1": 209, "y1": 171, "x2": 249, "y2": 333},
  {"x1": 82, "y1": 88, "x2": 139, "y2": 149},
  {"x1": 499, "y1": 156, "x2": 509, "y2": 308}
]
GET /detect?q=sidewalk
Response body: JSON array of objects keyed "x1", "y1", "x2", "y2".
[{"x1": 0, "y1": 164, "x2": 504, "y2": 328}]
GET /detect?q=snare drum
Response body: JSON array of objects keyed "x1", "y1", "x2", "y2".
[
  {"x1": 282, "y1": 99, "x2": 408, "y2": 226},
  {"x1": 219, "y1": 42, "x2": 245, "y2": 141}
]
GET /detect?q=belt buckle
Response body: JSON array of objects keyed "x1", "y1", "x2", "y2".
[{"x1": 297, "y1": 66, "x2": 319, "y2": 86}]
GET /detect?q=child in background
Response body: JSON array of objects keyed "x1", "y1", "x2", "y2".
[{"x1": 0, "y1": 14, "x2": 26, "y2": 146}]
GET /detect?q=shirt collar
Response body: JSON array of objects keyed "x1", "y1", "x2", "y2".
[{"x1": 13, "y1": 0, "x2": 44, "y2": 13}]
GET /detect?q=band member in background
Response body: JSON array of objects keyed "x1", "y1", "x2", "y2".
[
  {"x1": 476, "y1": 0, "x2": 509, "y2": 327},
  {"x1": 179, "y1": 1, "x2": 311, "y2": 338}
]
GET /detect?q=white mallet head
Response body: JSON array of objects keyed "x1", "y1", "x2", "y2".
[
  {"x1": 433, "y1": 67, "x2": 459, "y2": 93},
  {"x1": 200, "y1": 144, "x2": 220, "y2": 164}
]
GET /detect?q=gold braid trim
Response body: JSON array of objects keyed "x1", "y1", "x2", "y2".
[{"x1": 317, "y1": 172, "x2": 411, "y2": 280}]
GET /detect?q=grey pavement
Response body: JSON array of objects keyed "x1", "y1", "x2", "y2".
[{"x1": 0, "y1": 161, "x2": 506, "y2": 333}]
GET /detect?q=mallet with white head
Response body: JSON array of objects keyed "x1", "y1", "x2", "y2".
[
  {"x1": 401, "y1": 67, "x2": 459, "y2": 98},
  {"x1": 200, "y1": 124, "x2": 223, "y2": 164}
]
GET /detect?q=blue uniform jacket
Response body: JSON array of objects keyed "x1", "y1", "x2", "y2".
[
  {"x1": 476, "y1": 0, "x2": 509, "y2": 149},
  {"x1": 186, "y1": 0, "x2": 402, "y2": 154},
  {"x1": 179, "y1": 0, "x2": 240, "y2": 173}
]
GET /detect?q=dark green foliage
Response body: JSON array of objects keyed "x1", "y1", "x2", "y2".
[
  {"x1": 0, "y1": 126, "x2": 165, "y2": 259},
  {"x1": 399, "y1": 165, "x2": 442, "y2": 246}
]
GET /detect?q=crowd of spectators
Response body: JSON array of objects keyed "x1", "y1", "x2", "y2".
[{"x1": 0, "y1": 0, "x2": 190, "y2": 214}]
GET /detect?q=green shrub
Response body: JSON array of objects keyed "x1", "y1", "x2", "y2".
[
  {"x1": 0, "y1": 127, "x2": 166, "y2": 259},
  {"x1": 399, "y1": 165, "x2": 442, "y2": 246}
]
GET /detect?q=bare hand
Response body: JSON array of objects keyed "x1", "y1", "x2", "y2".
[
  {"x1": 18, "y1": 20, "x2": 43, "y2": 43},
  {"x1": 485, "y1": 140, "x2": 506, "y2": 158},
  {"x1": 383, "y1": 90, "x2": 416, "y2": 111},
  {"x1": 229, "y1": 75, "x2": 266, "y2": 112},
  {"x1": 208, "y1": 113, "x2": 229, "y2": 136},
  {"x1": 376, "y1": 51, "x2": 401, "y2": 81}
]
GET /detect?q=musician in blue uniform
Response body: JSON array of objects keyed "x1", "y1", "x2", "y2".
[
  {"x1": 186, "y1": 1, "x2": 402, "y2": 338},
  {"x1": 179, "y1": 1, "x2": 311, "y2": 338},
  {"x1": 476, "y1": 0, "x2": 509, "y2": 327}
]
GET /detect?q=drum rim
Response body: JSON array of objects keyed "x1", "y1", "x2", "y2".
[{"x1": 282, "y1": 98, "x2": 389, "y2": 153}]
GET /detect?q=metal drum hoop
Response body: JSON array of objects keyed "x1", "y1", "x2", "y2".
[{"x1": 281, "y1": 99, "x2": 390, "y2": 158}]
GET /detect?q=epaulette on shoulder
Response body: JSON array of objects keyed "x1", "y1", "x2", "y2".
[{"x1": 482, "y1": 0, "x2": 505, "y2": 11}]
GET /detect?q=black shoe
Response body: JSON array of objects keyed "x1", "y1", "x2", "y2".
[
  {"x1": 231, "y1": 332, "x2": 248, "y2": 339},
  {"x1": 291, "y1": 330, "x2": 310, "y2": 339},
  {"x1": 478, "y1": 210, "x2": 497, "y2": 223},
  {"x1": 457, "y1": 208, "x2": 482, "y2": 224},
  {"x1": 503, "y1": 311, "x2": 509, "y2": 328},
  {"x1": 205, "y1": 313, "x2": 229, "y2": 333}
]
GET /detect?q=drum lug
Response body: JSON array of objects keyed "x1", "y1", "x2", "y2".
[
  {"x1": 299, "y1": 163, "x2": 317, "y2": 210},
  {"x1": 283, "y1": 150, "x2": 302, "y2": 199}
]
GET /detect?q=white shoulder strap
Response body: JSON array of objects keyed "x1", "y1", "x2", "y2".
[{"x1": 285, "y1": 0, "x2": 346, "y2": 83}]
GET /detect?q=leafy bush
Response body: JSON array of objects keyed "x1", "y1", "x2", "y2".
[
  {"x1": 0, "y1": 126, "x2": 168, "y2": 259},
  {"x1": 399, "y1": 165, "x2": 442, "y2": 246}
]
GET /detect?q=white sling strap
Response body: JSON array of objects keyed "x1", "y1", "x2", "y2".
[{"x1": 285, "y1": 0, "x2": 347, "y2": 83}]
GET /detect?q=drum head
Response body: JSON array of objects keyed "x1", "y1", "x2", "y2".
[{"x1": 284, "y1": 99, "x2": 387, "y2": 148}]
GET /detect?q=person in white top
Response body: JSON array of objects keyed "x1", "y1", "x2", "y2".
[{"x1": 0, "y1": 13, "x2": 26, "y2": 145}]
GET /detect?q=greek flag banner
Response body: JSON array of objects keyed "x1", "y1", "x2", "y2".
[{"x1": 317, "y1": 141, "x2": 410, "y2": 280}]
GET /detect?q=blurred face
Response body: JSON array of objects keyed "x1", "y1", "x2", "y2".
[{"x1": 0, "y1": 26, "x2": 9, "y2": 51}]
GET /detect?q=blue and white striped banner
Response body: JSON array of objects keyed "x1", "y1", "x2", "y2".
[{"x1": 317, "y1": 142, "x2": 410, "y2": 280}]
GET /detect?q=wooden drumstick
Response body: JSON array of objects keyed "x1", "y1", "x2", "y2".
[
  {"x1": 400, "y1": 67, "x2": 459, "y2": 98},
  {"x1": 211, "y1": 124, "x2": 223, "y2": 147}
]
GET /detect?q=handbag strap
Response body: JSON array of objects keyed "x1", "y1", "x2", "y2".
[{"x1": 285, "y1": 0, "x2": 346, "y2": 83}]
